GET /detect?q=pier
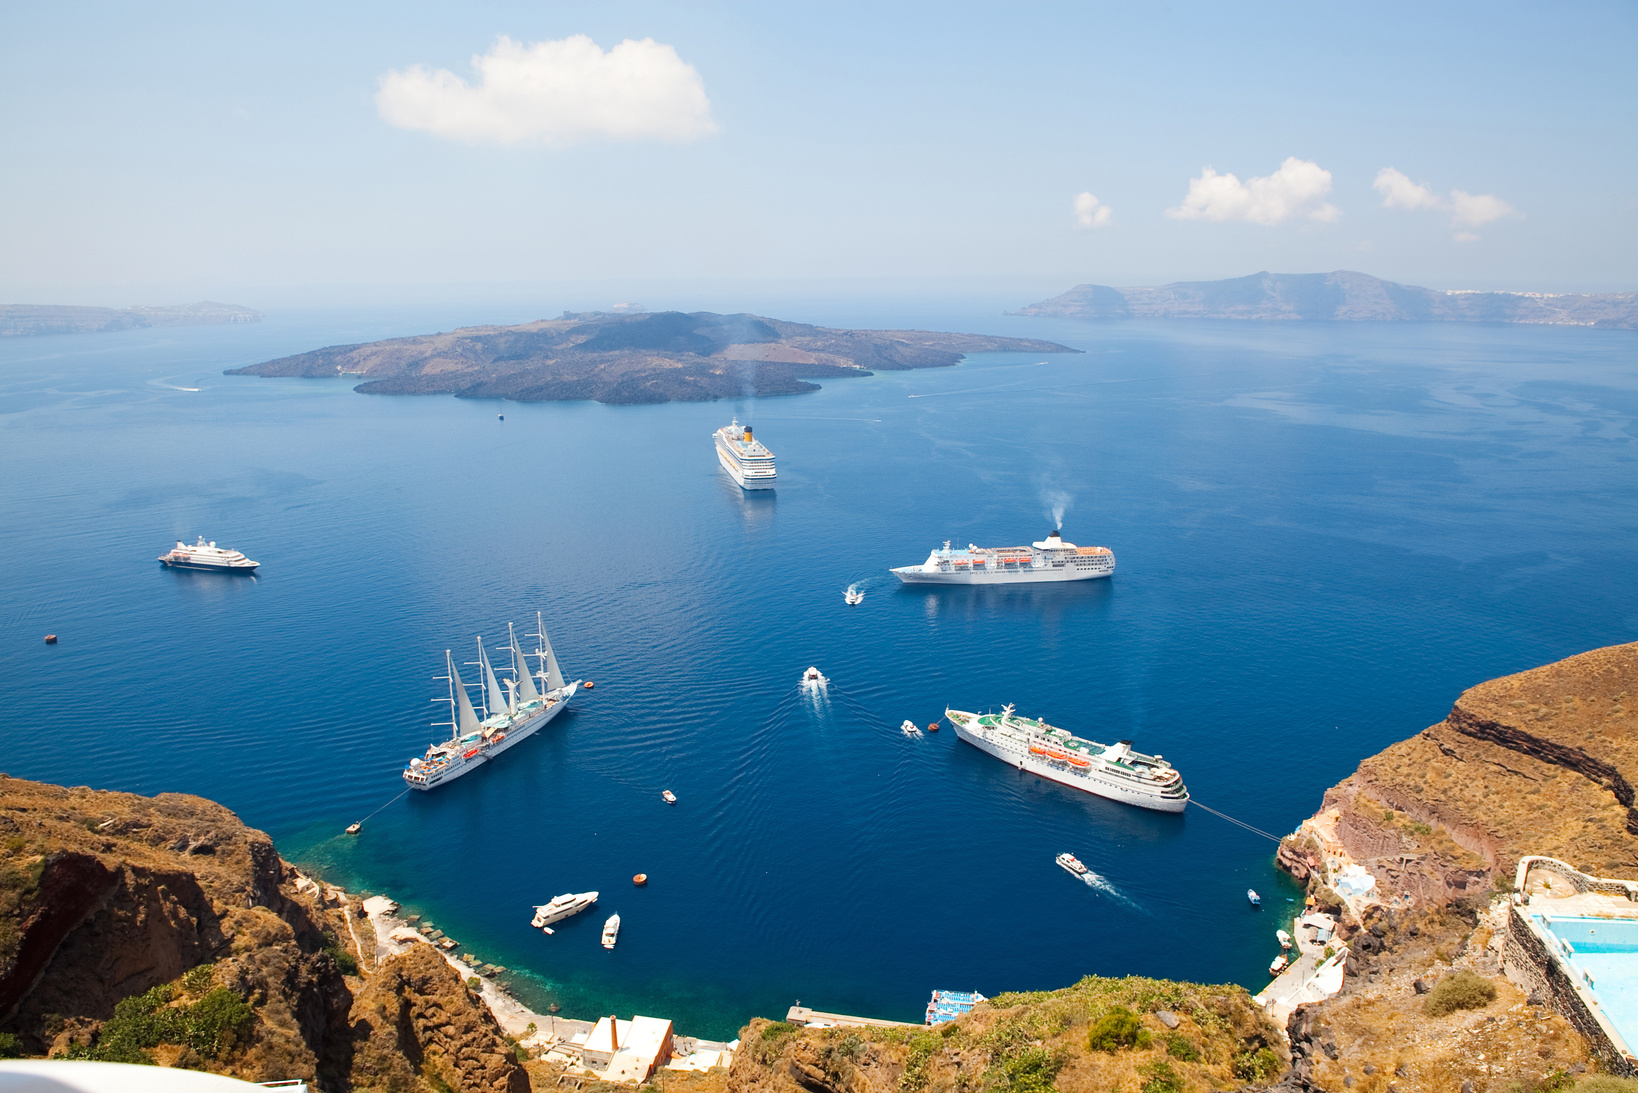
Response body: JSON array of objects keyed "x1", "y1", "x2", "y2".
[{"x1": 786, "y1": 1006, "x2": 914, "y2": 1029}]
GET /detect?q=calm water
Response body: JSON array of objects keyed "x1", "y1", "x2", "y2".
[{"x1": 1, "y1": 299, "x2": 1634, "y2": 1038}]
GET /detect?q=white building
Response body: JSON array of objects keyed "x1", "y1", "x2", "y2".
[{"x1": 583, "y1": 1015, "x2": 674, "y2": 1082}]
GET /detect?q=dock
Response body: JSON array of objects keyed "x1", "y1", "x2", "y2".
[{"x1": 786, "y1": 1006, "x2": 915, "y2": 1029}]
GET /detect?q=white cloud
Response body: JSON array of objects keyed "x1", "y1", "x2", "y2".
[
  {"x1": 1374, "y1": 167, "x2": 1518, "y2": 237},
  {"x1": 1074, "y1": 192, "x2": 1112, "y2": 228},
  {"x1": 1167, "y1": 157, "x2": 1340, "y2": 226},
  {"x1": 1373, "y1": 167, "x2": 1441, "y2": 210},
  {"x1": 376, "y1": 35, "x2": 718, "y2": 147}
]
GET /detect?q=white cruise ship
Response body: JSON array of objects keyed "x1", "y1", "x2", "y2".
[
  {"x1": 945, "y1": 704, "x2": 1187, "y2": 812},
  {"x1": 891, "y1": 530, "x2": 1113, "y2": 585},
  {"x1": 157, "y1": 536, "x2": 259, "y2": 573},
  {"x1": 714, "y1": 417, "x2": 776, "y2": 489},
  {"x1": 403, "y1": 613, "x2": 580, "y2": 791}
]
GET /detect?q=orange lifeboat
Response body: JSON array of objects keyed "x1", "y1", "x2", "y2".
[
  {"x1": 633, "y1": 874, "x2": 648, "y2": 887},
  {"x1": 463, "y1": 748, "x2": 481, "y2": 759},
  {"x1": 1066, "y1": 754, "x2": 1092, "y2": 768},
  {"x1": 1029, "y1": 744, "x2": 1049, "y2": 756}
]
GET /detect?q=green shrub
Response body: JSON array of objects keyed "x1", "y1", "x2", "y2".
[
  {"x1": 181, "y1": 963, "x2": 216, "y2": 995},
  {"x1": 0, "y1": 1032, "x2": 22, "y2": 1058},
  {"x1": 465, "y1": 976, "x2": 482, "y2": 991},
  {"x1": 1140, "y1": 1060, "x2": 1184, "y2": 1093},
  {"x1": 58, "y1": 981, "x2": 254, "y2": 1064},
  {"x1": 1574, "y1": 1078, "x2": 1638, "y2": 1093},
  {"x1": 1087, "y1": 1006, "x2": 1148, "y2": 1052},
  {"x1": 1232, "y1": 1046, "x2": 1281, "y2": 1081},
  {"x1": 184, "y1": 988, "x2": 254, "y2": 1057},
  {"x1": 1163, "y1": 1032, "x2": 1200, "y2": 1061},
  {"x1": 1424, "y1": 970, "x2": 1497, "y2": 1016},
  {"x1": 986, "y1": 1046, "x2": 1065, "y2": 1093}
]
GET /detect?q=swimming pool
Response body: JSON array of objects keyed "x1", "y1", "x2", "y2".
[{"x1": 1543, "y1": 916, "x2": 1638, "y2": 1050}]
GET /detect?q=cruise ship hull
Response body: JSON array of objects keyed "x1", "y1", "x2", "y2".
[
  {"x1": 950, "y1": 715, "x2": 1187, "y2": 813},
  {"x1": 892, "y1": 564, "x2": 1109, "y2": 585},
  {"x1": 406, "y1": 684, "x2": 578, "y2": 791},
  {"x1": 159, "y1": 559, "x2": 259, "y2": 574},
  {"x1": 716, "y1": 444, "x2": 775, "y2": 490}
]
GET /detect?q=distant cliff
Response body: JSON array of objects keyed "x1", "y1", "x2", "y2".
[
  {"x1": 1015, "y1": 272, "x2": 1638, "y2": 329},
  {"x1": 226, "y1": 310, "x2": 1081, "y2": 406},
  {"x1": 0, "y1": 302, "x2": 262, "y2": 337}
]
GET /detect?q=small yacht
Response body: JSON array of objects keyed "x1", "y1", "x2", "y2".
[
  {"x1": 900, "y1": 720, "x2": 922, "y2": 737},
  {"x1": 1277, "y1": 929, "x2": 1293, "y2": 950},
  {"x1": 801, "y1": 666, "x2": 828, "y2": 689},
  {"x1": 1055, "y1": 852, "x2": 1088, "y2": 877},
  {"x1": 661, "y1": 790, "x2": 677, "y2": 805},
  {"x1": 531, "y1": 891, "x2": 598, "y2": 933},
  {"x1": 1247, "y1": 889, "x2": 1261, "y2": 907},
  {"x1": 601, "y1": 914, "x2": 621, "y2": 950},
  {"x1": 844, "y1": 587, "x2": 864, "y2": 605}
]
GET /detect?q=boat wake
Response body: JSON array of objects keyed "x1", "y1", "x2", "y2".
[
  {"x1": 1079, "y1": 867, "x2": 1140, "y2": 909},
  {"x1": 148, "y1": 380, "x2": 201, "y2": 392}
]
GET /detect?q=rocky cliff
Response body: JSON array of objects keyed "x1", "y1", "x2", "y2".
[
  {"x1": 225, "y1": 310, "x2": 1080, "y2": 405},
  {"x1": 1284, "y1": 642, "x2": 1638, "y2": 909},
  {"x1": 1014, "y1": 272, "x2": 1638, "y2": 328},
  {"x1": 0, "y1": 775, "x2": 528, "y2": 1091}
]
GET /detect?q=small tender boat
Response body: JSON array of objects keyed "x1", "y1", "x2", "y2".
[
  {"x1": 1247, "y1": 889, "x2": 1261, "y2": 907},
  {"x1": 901, "y1": 720, "x2": 922, "y2": 737},
  {"x1": 801, "y1": 666, "x2": 828, "y2": 688},
  {"x1": 633, "y1": 874, "x2": 648, "y2": 887},
  {"x1": 345, "y1": 822, "x2": 361, "y2": 835},
  {"x1": 662, "y1": 790, "x2": 677, "y2": 805},
  {"x1": 1269, "y1": 953, "x2": 1288, "y2": 976},
  {"x1": 601, "y1": 914, "x2": 620, "y2": 950},
  {"x1": 532, "y1": 891, "x2": 598, "y2": 931},
  {"x1": 844, "y1": 587, "x2": 864, "y2": 605},
  {"x1": 1277, "y1": 929, "x2": 1293, "y2": 950},
  {"x1": 1056, "y1": 852, "x2": 1088, "y2": 877}
]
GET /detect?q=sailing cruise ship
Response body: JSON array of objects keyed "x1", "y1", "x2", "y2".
[
  {"x1": 403, "y1": 613, "x2": 580, "y2": 791},
  {"x1": 714, "y1": 417, "x2": 776, "y2": 489},
  {"x1": 944, "y1": 704, "x2": 1187, "y2": 812},
  {"x1": 157, "y1": 536, "x2": 259, "y2": 573},
  {"x1": 891, "y1": 530, "x2": 1113, "y2": 585}
]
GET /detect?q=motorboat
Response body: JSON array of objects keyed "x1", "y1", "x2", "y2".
[
  {"x1": 1055, "y1": 852, "x2": 1088, "y2": 877},
  {"x1": 1269, "y1": 953, "x2": 1289, "y2": 976},
  {"x1": 901, "y1": 720, "x2": 922, "y2": 737},
  {"x1": 1247, "y1": 889, "x2": 1261, "y2": 907},
  {"x1": 531, "y1": 891, "x2": 598, "y2": 932},
  {"x1": 662, "y1": 790, "x2": 677, "y2": 805},
  {"x1": 844, "y1": 587, "x2": 864, "y2": 605},
  {"x1": 601, "y1": 914, "x2": 620, "y2": 950},
  {"x1": 801, "y1": 666, "x2": 828, "y2": 689},
  {"x1": 1277, "y1": 929, "x2": 1293, "y2": 950}
]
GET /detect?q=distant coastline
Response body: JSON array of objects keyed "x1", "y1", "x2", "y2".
[
  {"x1": 0, "y1": 301, "x2": 262, "y2": 337},
  {"x1": 226, "y1": 309, "x2": 1081, "y2": 405},
  {"x1": 1015, "y1": 271, "x2": 1638, "y2": 328}
]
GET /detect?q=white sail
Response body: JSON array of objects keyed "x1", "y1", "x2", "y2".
[
  {"x1": 510, "y1": 623, "x2": 540, "y2": 704},
  {"x1": 479, "y1": 641, "x2": 508, "y2": 718},
  {"x1": 449, "y1": 651, "x2": 481, "y2": 735},
  {"x1": 537, "y1": 614, "x2": 566, "y2": 692}
]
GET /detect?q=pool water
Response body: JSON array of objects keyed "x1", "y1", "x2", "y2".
[{"x1": 1545, "y1": 916, "x2": 1638, "y2": 1049}]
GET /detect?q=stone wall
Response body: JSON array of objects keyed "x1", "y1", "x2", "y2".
[{"x1": 1506, "y1": 904, "x2": 1636, "y2": 1077}]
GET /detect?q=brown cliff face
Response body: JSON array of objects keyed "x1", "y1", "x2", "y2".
[
  {"x1": 1296, "y1": 642, "x2": 1638, "y2": 908},
  {"x1": 0, "y1": 776, "x2": 529, "y2": 1091}
]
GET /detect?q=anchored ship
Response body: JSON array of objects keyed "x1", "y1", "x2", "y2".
[
  {"x1": 403, "y1": 613, "x2": 580, "y2": 791},
  {"x1": 944, "y1": 704, "x2": 1187, "y2": 813},
  {"x1": 532, "y1": 891, "x2": 598, "y2": 933},
  {"x1": 158, "y1": 536, "x2": 258, "y2": 573},
  {"x1": 891, "y1": 530, "x2": 1113, "y2": 585},
  {"x1": 714, "y1": 417, "x2": 776, "y2": 490}
]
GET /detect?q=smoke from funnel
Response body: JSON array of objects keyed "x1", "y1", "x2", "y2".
[{"x1": 1042, "y1": 489, "x2": 1073, "y2": 530}]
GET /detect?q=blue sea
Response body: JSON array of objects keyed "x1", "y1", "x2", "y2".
[{"x1": 1, "y1": 294, "x2": 1634, "y2": 1039}]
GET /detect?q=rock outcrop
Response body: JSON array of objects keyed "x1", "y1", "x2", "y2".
[
  {"x1": 1285, "y1": 643, "x2": 1638, "y2": 909},
  {"x1": 0, "y1": 775, "x2": 527, "y2": 1090}
]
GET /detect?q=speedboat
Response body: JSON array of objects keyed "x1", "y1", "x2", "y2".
[
  {"x1": 1277, "y1": 929, "x2": 1293, "y2": 950},
  {"x1": 1247, "y1": 889, "x2": 1261, "y2": 907},
  {"x1": 901, "y1": 720, "x2": 922, "y2": 737},
  {"x1": 1269, "y1": 953, "x2": 1288, "y2": 976},
  {"x1": 601, "y1": 914, "x2": 620, "y2": 950},
  {"x1": 661, "y1": 790, "x2": 677, "y2": 805},
  {"x1": 531, "y1": 891, "x2": 598, "y2": 932},
  {"x1": 801, "y1": 667, "x2": 828, "y2": 689},
  {"x1": 1056, "y1": 852, "x2": 1088, "y2": 877},
  {"x1": 844, "y1": 588, "x2": 864, "y2": 605}
]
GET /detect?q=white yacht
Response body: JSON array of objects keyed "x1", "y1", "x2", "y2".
[
  {"x1": 892, "y1": 530, "x2": 1113, "y2": 585},
  {"x1": 844, "y1": 587, "x2": 864, "y2": 605},
  {"x1": 404, "y1": 613, "x2": 580, "y2": 791},
  {"x1": 158, "y1": 536, "x2": 258, "y2": 573},
  {"x1": 714, "y1": 417, "x2": 776, "y2": 489},
  {"x1": 532, "y1": 891, "x2": 599, "y2": 932},
  {"x1": 662, "y1": 790, "x2": 677, "y2": 805},
  {"x1": 801, "y1": 666, "x2": 828, "y2": 690},
  {"x1": 900, "y1": 720, "x2": 922, "y2": 737},
  {"x1": 601, "y1": 914, "x2": 621, "y2": 950},
  {"x1": 1056, "y1": 852, "x2": 1089, "y2": 877},
  {"x1": 944, "y1": 704, "x2": 1188, "y2": 813}
]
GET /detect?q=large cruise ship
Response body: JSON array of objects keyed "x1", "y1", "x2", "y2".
[
  {"x1": 891, "y1": 530, "x2": 1113, "y2": 584},
  {"x1": 404, "y1": 613, "x2": 580, "y2": 791},
  {"x1": 714, "y1": 417, "x2": 776, "y2": 489},
  {"x1": 944, "y1": 704, "x2": 1187, "y2": 812},
  {"x1": 157, "y1": 536, "x2": 259, "y2": 573}
]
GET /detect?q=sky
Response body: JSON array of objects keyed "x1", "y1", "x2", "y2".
[{"x1": 1, "y1": 1, "x2": 1635, "y2": 304}]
